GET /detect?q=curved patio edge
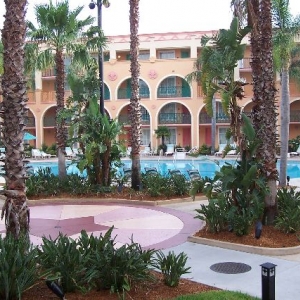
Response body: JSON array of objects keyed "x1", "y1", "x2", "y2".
[{"x1": 187, "y1": 235, "x2": 300, "y2": 256}]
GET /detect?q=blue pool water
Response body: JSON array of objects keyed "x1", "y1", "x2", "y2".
[{"x1": 28, "y1": 159, "x2": 300, "y2": 179}]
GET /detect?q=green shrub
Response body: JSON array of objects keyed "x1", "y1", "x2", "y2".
[
  {"x1": 154, "y1": 251, "x2": 191, "y2": 287},
  {"x1": 85, "y1": 233, "x2": 156, "y2": 293},
  {"x1": 0, "y1": 234, "x2": 40, "y2": 300},
  {"x1": 38, "y1": 233, "x2": 88, "y2": 293},
  {"x1": 275, "y1": 188, "x2": 300, "y2": 233},
  {"x1": 195, "y1": 198, "x2": 228, "y2": 233}
]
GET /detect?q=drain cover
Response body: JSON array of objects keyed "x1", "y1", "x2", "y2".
[{"x1": 210, "y1": 262, "x2": 251, "y2": 274}]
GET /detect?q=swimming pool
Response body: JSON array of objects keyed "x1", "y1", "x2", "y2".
[{"x1": 28, "y1": 158, "x2": 300, "y2": 179}]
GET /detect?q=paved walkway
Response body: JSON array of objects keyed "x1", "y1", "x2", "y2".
[{"x1": 1, "y1": 198, "x2": 300, "y2": 299}]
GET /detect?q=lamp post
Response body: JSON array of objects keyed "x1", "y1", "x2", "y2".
[{"x1": 89, "y1": 0, "x2": 110, "y2": 115}]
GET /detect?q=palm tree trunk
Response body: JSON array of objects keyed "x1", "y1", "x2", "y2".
[
  {"x1": 279, "y1": 66, "x2": 290, "y2": 186},
  {"x1": 1, "y1": 0, "x2": 29, "y2": 238},
  {"x1": 211, "y1": 96, "x2": 216, "y2": 154},
  {"x1": 55, "y1": 50, "x2": 67, "y2": 178},
  {"x1": 129, "y1": 0, "x2": 142, "y2": 190},
  {"x1": 251, "y1": 0, "x2": 278, "y2": 224}
]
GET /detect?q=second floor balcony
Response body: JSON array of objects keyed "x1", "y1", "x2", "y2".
[
  {"x1": 158, "y1": 113, "x2": 191, "y2": 124},
  {"x1": 118, "y1": 114, "x2": 150, "y2": 125},
  {"x1": 157, "y1": 85, "x2": 191, "y2": 98},
  {"x1": 117, "y1": 87, "x2": 150, "y2": 99}
]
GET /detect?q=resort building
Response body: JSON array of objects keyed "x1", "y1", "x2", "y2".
[{"x1": 2, "y1": 30, "x2": 300, "y2": 151}]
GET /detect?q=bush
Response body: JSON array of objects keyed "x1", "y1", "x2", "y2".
[
  {"x1": 0, "y1": 234, "x2": 40, "y2": 300},
  {"x1": 275, "y1": 188, "x2": 300, "y2": 233},
  {"x1": 38, "y1": 233, "x2": 88, "y2": 293},
  {"x1": 154, "y1": 251, "x2": 191, "y2": 287}
]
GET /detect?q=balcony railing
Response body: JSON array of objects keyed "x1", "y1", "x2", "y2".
[
  {"x1": 290, "y1": 111, "x2": 300, "y2": 122},
  {"x1": 42, "y1": 68, "x2": 57, "y2": 77},
  {"x1": 199, "y1": 113, "x2": 230, "y2": 124},
  {"x1": 43, "y1": 116, "x2": 56, "y2": 127},
  {"x1": 157, "y1": 86, "x2": 191, "y2": 98},
  {"x1": 159, "y1": 113, "x2": 191, "y2": 124},
  {"x1": 25, "y1": 117, "x2": 35, "y2": 127},
  {"x1": 118, "y1": 114, "x2": 150, "y2": 125},
  {"x1": 117, "y1": 87, "x2": 150, "y2": 99},
  {"x1": 41, "y1": 91, "x2": 72, "y2": 103},
  {"x1": 239, "y1": 58, "x2": 251, "y2": 69}
]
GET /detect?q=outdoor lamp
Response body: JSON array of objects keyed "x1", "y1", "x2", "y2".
[
  {"x1": 46, "y1": 280, "x2": 65, "y2": 300},
  {"x1": 260, "y1": 262, "x2": 277, "y2": 300},
  {"x1": 88, "y1": 0, "x2": 111, "y2": 115}
]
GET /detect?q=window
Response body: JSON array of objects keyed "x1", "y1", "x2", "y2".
[
  {"x1": 159, "y1": 50, "x2": 175, "y2": 59},
  {"x1": 139, "y1": 80, "x2": 150, "y2": 98},
  {"x1": 138, "y1": 51, "x2": 150, "y2": 60},
  {"x1": 219, "y1": 127, "x2": 233, "y2": 145},
  {"x1": 141, "y1": 129, "x2": 150, "y2": 146},
  {"x1": 181, "y1": 50, "x2": 190, "y2": 58},
  {"x1": 158, "y1": 77, "x2": 176, "y2": 97},
  {"x1": 165, "y1": 128, "x2": 176, "y2": 145}
]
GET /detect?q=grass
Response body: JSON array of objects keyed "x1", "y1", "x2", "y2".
[{"x1": 174, "y1": 290, "x2": 260, "y2": 300}]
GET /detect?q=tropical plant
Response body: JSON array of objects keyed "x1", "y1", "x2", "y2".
[
  {"x1": 186, "y1": 17, "x2": 251, "y2": 152},
  {"x1": 26, "y1": 0, "x2": 95, "y2": 178},
  {"x1": 275, "y1": 188, "x2": 300, "y2": 233},
  {"x1": 129, "y1": 0, "x2": 142, "y2": 191},
  {"x1": 154, "y1": 251, "x2": 191, "y2": 287},
  {"x1": 38, "y1": 233, "x2": 89, "y2": 293},
  {"x1": 155, "y1": 126, "x2": 171, "y2": 149},
  {"x1": 231, "y1": 0, "x2": 278, "y2": 224},
  {"x1": 272, "y1": 0, "x2": 300, "y2": 186},
  {"x1": 1, "y1": 0, "x2": 30, "y2": 237},
  {"x1": 0, "y1": 234, "x2": 40, "y2": 300}
]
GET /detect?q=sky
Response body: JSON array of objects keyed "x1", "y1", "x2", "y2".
[{"x1": 0, "y1": 0, "x2": 300, "y2": 36}]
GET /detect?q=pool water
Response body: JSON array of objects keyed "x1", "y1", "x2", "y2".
[{"x1": 28, "y1": 159, "x2": 300, "y2": 179}]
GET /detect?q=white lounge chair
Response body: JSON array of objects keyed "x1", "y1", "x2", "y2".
[
  {"x1": 141, "y1": 146, "x2": 152, "y2": 156},
  {"x1": 227, "y1": 149, "x2": 237, "y2": 156},
  {"x1": 31, "y1": 149, "x2": 43, "y2": 159},
  {"x1": 40, "y1": 150, "x2": 52, "y2": 158},
  {"x1": 65, "y1": 147, "x2": 76, "y2": 159},
  {"x1": 215, "y1": 144, "x2": 226, "y2": 156},
  {"x1": 289, "y1": 145, "x2": 300, "y2": 156},
  {"x1": 165, "y1": 144, "x2": 175, "y2": 156}
]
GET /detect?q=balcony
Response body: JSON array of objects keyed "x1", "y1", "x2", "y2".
[
  {"x1": 290, "y1": 111, "x2": 300, "y2": 122},
  {"x1": 25, "y1": 117, "x2": 35, "y2": 127},
  {"x1": 117, "y1": 87, "x2": 150, "y2": 99},
  {"x1": 199, "y1": 113, "x2": 230, "y2": 124},
  {"x1": 41, "y1": 91, "x2": 72, "y2": 103},
  {"x1": 239, "y1": 58, "x2": 251, "y2": 70},
  {"x1": 157, "y1": 85, "x2": 191, "y2": 98},
  {"x1": 158, "y1": 113, "x2": 191, "y2": 124},
  {"x1": 43, "y1": 116, "x2": 56, "y2": 127},
  {"x1": 118, "y1": 114, "x2": 150, "y2": 125},
  {"x1": 42, "y1": 68, "x2": 57, "y2": 77}
]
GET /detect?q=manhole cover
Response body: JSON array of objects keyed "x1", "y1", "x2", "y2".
[{"x1": 210, "y1": 262, "x2": 251, "y2": 274}]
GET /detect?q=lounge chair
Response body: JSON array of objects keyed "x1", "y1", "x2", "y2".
[
  {"x1": 215, "y1": 144, "x2": 226, "y2": 156},
  {"x1": 187, "y1": 169, "x2": 201, "y2": 181},
  {"x1": 165, "y1": 144, "x2": 175, "y2": 156},
  {"x1": 141, "y1": 146, "x2": 153, "y2": 156},
  {"x1": 289, "y1": 145, "x2": 300, "y2": 157},
  {"x1": 169, "y1": 169, "x2": 187, "y2": 180},
  {"x1": 31, "y1": 149, "x2": 43, "y2": 159},
  {"x1": 227, "y1": 149, "x2": 237, "y2": 156},
  {"x1": 40, "y1": 150, "x2": 52, "y2": 158},
  {"x1": 65, "y1": 147, "x2": 76, "y2": 159},
  {"x1": 144, "y1": 167, "x2": 158, "y2": 175}
]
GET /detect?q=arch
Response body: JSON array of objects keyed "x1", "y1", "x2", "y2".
[
  {"x1": 116, "y1": 76, "x2": 150, "y2": 99},
  {"x1": 156, "y1": 74, "x2": 192, "y2": 98}
]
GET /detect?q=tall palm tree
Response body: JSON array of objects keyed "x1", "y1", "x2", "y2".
[
  {"x1": 129, "y1": 0, "x2": 142, "y2": 190},
  {"x1": 251, "y1": 0, "x2": 278, "y2": 224},
  {"x1": 186, "y1": 18, "x2": 251, "y2": 152},
  {"x1": 26, "y1": 0, "x2": 94, "y2": 178},
  {"x1": 1, "y1": 0, "x2": 29, "y2": 238},
  {"x1": 272, "y1": 0, "x2": 300, "y2": 186}
]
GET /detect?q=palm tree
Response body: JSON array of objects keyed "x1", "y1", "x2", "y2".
[
  {"x1": 155, "y1": 126, "x2": 171, "y2": 152},
  {"x1": 129, "y1": 0, "x2": 142, "y2": 190},
  {"x1": 272, "y1": 0, "x2": 300, "y2": 186},
  {"x1": 1, "y1": 0, "x2": 29, "y2": 238},
  {"x1": 26, "y1": 0, "x2": 94, "y2": 178},
  {"x1": 251, "y1": 0, "x2": 278, "y2": 224},
  {"x1": 186, "y1": 18, "x2": 251, "y2": 153}
]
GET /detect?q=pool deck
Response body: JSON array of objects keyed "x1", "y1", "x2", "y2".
[{"x1": 1, "y1": 156, "x2": 300, "y2": 299}]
